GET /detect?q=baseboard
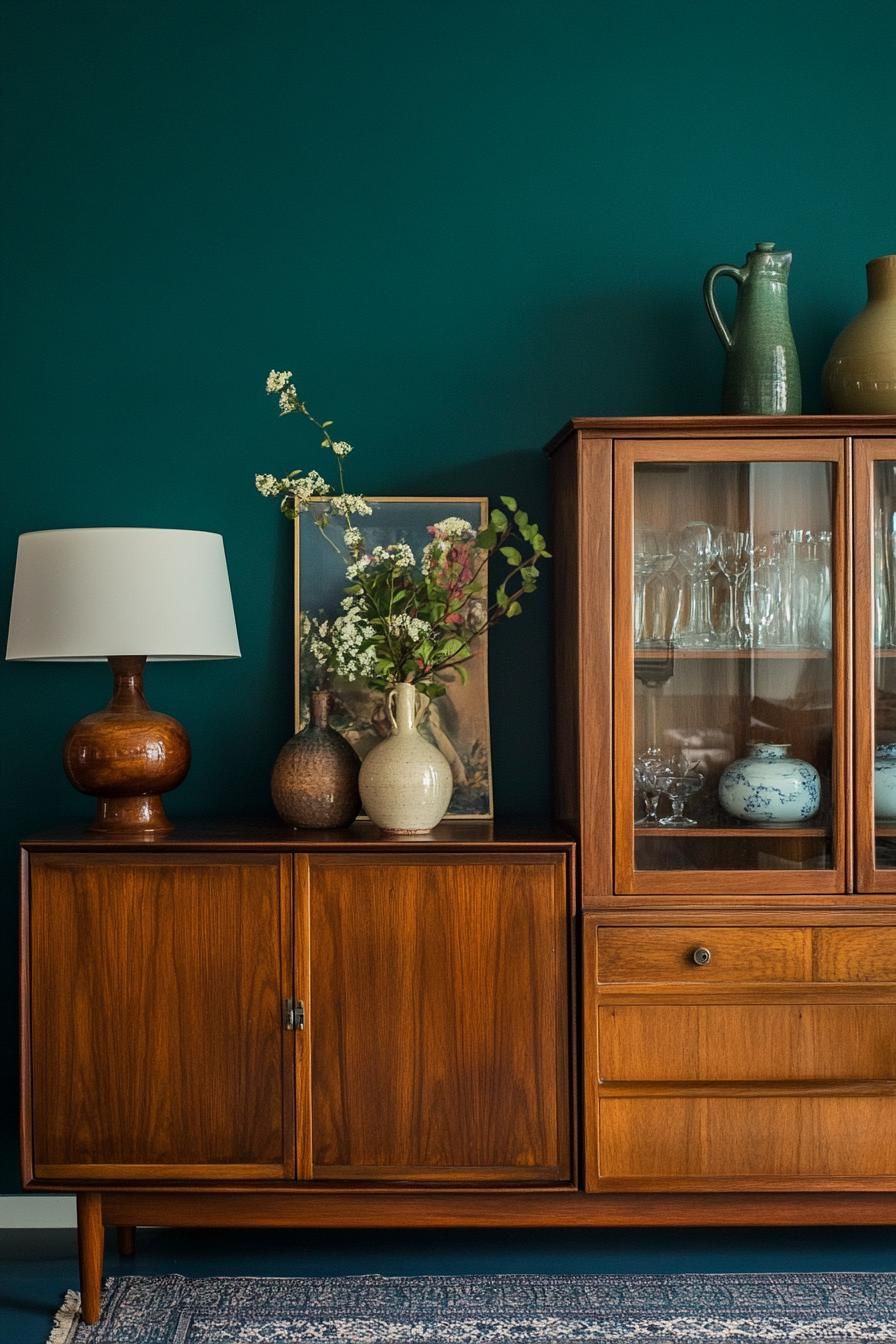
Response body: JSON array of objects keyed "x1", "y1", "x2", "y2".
[{"x1": 0, "y1": 1195, "x2": 76, "y2": 1227}]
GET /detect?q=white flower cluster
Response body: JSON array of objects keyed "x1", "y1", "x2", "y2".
[
  {"x1": 330, "y1": 493, "x2": 373, "y2": 518},
  {"x1": 329, "y1": 599, "x2": 378, "y2": 679},
  {"x1": 421, "y1": 517, "x2": 477, "y2": 574},
  {"x1": 265, "y1": 369, "x2": 293, "y2": 394},
  {"x1": 387, "y1": 613, "x2": 433, "y2": 644},
  {"x1": 255, "y1": 473, "x2": 285, "y2": 497},
  {"x1": 431, "y1": 517, "x2": 476, "y2": 542},
  {"x1": 346, "y1": 555, "x2": 371, "y2": 580},
  {"x1": 343, "y1": 526, "x2": 363, "y2": 551},
  {"x1": 254, "y1": 470, "x2": 331, "y2": 504},
  {"x1": 372, "y1": 542, "x2": 415, "y2": 570},
  {"x1": 331, "y1": 440, "x2": 353, "y2": 457}
]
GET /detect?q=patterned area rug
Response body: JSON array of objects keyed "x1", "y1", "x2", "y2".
[{"x1": 48, "y1": 1272, "x2": 896, "y2": 1343}]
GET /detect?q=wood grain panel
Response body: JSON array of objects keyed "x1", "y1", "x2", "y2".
[
  {"x1": 815, "y1": 926, "x2": 896, "y2": 981},
  {"x1": 308, "y1": 855, "x2": 570, "y2": 1182},
  {"x1": 28, "y1": 853, "x2": 295, "y2": 1181},
  {"x1": 600, "y1": 1096, "x2": 896, "y2": 1181},
  {"x1": 100, "y1": 1186, "x2": 896, "y2": 1227},
  {"x1": 855, "y1": 437, "x2": 896, "y2": 892},
  {"x1": 599, "y1": 1004, "x2": 896, "y2": 1081},
  {"x1": 597, "y1": 926, "x2": 811, "y2": 983}
]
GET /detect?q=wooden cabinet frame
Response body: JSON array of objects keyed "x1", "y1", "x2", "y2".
[{"x1": 854, "y1": 437, "x2": 896, "y2": 892}]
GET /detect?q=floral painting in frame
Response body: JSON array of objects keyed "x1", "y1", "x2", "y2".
[{"x1": 295, "y1": 497, "x2": 493, "y2": 818}]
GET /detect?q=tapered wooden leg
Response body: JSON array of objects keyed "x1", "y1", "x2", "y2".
[
  {"x1": 77, "y1": 1193, "x2": 104, "y2": 1325},
  {"x1": 116, "y1": 1225, "x2": 136, "y2": 1256}
]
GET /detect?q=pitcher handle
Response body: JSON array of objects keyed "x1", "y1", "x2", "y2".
[
  {"x1": 386, "y1": 687, "x2": 398, "y2": 732},
  {"x1": 703, "y1": 264, "x2": 746, "y2": 351},
  {"x1": 414, "y1": 690, "x2": 429, "y2": 728}
]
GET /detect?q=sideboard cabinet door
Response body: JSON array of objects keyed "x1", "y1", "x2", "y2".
[
  {"x1": 25, "y1": 853, "x2": 296, "y2": 1183},
  {"x1": 304, "y1": 853, "x2": 571, "y2": 1183}
]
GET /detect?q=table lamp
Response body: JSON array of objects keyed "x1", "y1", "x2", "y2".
[{"x1": 6, "y1": 528, "x2": 240, "y2": 833}]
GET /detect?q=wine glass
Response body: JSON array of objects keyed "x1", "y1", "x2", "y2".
[
  {"x1": 635, "y1": 746, "x2": 670, "y2": 826},
  {"x1": 633, "y1": 528, "x2": 660, "y2": 646},
  {"x1": 658, "y1": 757, "x2": 704, "y2": 827},
  {"x1": 675, "y1": 522, "x2": 719, "y2": 648},
  {"x1": 716, "y1": 529, "x2": 752, "y2": 648}
]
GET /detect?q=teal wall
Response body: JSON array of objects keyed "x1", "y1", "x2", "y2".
[{"x1": 1, "y1": 0, "x2": 894, "y2": 1191}]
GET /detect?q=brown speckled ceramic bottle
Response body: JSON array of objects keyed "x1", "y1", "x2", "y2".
[{"x1": 271, "y1": 690, "x2": 360, "y2": 829}]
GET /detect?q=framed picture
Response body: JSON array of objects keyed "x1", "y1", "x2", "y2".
[{"x1": 295, "y1": 497, "x2": 493, "y2": 819}]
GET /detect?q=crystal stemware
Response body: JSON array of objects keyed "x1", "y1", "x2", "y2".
[
  {"x1": 634, "y1": 746, "x2": 670, "y2": 826},
  {"x1": 658, "y1": 760, "x2": 704, "y2": 827},
  {"x1": 675, "y1": 522, "x2": 719, "y2": 648},
  {"x1": 716, "y1": 528, "x2": 752, "y2": 648},
  {"x1": 633, "y1": 528, "x2": 660, "y2": 646}
]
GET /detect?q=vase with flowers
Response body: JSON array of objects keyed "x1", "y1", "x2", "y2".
[{"x1": 256, "y1": 370, "x2": 550, "y2": 833}]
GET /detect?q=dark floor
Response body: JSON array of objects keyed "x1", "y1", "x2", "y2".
[{"x1": 2, "y1": 1225, "x2": 896, "y2": 1343}]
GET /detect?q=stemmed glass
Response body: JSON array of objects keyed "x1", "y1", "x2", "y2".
[
  {"x1": 658, "y1": 755, "x2": 704, "y2": 827},
  {"x1": 675, "y1": 522, "x2": 719, "y2": 648},
  {"x1": 634, "y1": 746, "x2": 670, "y2": 826},
  {"x1": 716, "y1": 529, "x2": 751, "y2": 648}
]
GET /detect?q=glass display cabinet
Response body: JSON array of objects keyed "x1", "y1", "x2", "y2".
[
  {"x1": 551, "y1": 417, "x2": 896, "y2": 1202},
  {"x1": 551, "y1": 419, "x2": 896, "y2": 903}
]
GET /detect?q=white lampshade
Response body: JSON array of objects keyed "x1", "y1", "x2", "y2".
[{"x1": 6, "y1": 528, "x2": 241, "y2": 661}]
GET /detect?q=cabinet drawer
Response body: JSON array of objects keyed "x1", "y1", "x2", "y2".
[
  {"x1": 815, "y1": 928, "x2": 896, "y2": 981},
  {"x1": 597, "y1": 927, "x2": 811, "y2": 983},
  {"x1": 599, "y1": 1096, "x2": 896, "y2": 1181},
  {"x1": 599, "y1": 1004, "x2": 896, "y2": 1081}
]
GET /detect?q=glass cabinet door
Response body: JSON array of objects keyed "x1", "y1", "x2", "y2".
[
  {"x1": 855, "y1": 437, "x2": 896, "y2": 892},
  {"x1": 614, "y1": 438, "x2": 848, "y2": 896}
]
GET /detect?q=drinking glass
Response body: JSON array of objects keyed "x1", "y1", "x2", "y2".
[
  {"x1": 658, "y1": 758, "x2": 704, "y2": 827},
  {"x1": 742, "y1": 581, "x2": 773, "y2": 648},
  {"x1": 633, "y1": 529, "x2": 660, "y2": 646},
  {"x1": 641, "y1": 531, "x2": 677, "y2": 644},
  {"x1": 716, "y1": 529, "x2": 751, "y2": 647},
  {"x1": 675, "y1": 522, "x2": 719, "y2": 648},
  {"x1": 635, "y1": 746, "x2": 671, "y2": 826}
]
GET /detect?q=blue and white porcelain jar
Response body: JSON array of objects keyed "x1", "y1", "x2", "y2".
[
  {"x1": 874, "y1": 743, "x2": 896, "y2": 819},
  {"x1": 718, "y1": 742, "x2": 820, "y2": 825}
]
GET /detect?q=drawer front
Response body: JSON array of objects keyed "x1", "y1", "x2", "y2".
[
  {"x1": 599, "y1": 1004, "x2": 896, "y2": 1081},
  {"x1": 597, "y1": 927, "x2": 811, "y2": 983},
  {"x1": 815, "y1": 928, "x2": 896, "y2": 981},
  {"x1": 600, "y1": 1097, "x2": 896, "y2": 1181}
]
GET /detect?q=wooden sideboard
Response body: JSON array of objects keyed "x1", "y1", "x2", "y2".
[
  {"x1": 21, "y1": 416, "x2": 896, "y2": 1324},
  {"x1": 20, "y1": 822, "x2": 576, "y2": 1321}
]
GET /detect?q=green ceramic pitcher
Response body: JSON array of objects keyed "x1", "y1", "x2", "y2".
[{"x1": 704, "y1": 241, "x2": 802, "y2": 415}]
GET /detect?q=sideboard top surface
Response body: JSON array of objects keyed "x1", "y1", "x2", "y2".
[
  {"x1": 21, "y1": 817, "x2": 575, "y2": 853},
  {"x1": 544, "y1": 414, "x2": 896, "y2": 454}
]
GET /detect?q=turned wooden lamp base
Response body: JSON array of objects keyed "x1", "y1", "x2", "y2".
[{"x1": 63, "y1": 656, "x2": 191, "y2": 834}]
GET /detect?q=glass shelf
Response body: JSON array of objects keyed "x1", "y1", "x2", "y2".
[
  {"x1": 636, "y1": 824, "x2": 826, "y2": 839},
  {"x1": 634, "y1": 647, "x2": 831, "y2": 661}
]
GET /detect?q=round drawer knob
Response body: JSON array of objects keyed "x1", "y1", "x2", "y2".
[{"x1": 692, "y1": 946, "x2": 712, "y2": 966}]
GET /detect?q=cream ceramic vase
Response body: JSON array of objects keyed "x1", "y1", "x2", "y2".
[
  {"x1": 823, "y1": 255, "x2": 896, "y2": 413},
  {"x1": 359, "y1": 682, "x2": 453, "y2": 834}
]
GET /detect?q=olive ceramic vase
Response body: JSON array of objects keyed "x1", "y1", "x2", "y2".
[
  {"x1": 359, "y1": 682, "x2": 453, "y2": 834},
  {"x1": 271, "y1": 690, "x2": 360, "y2": 829},
  {"x1": 704, "y1": 241, "x2": 802, "y2": 414},
  {"x1": 823, "y1": 255, "x2": 896, "y2": 413}
]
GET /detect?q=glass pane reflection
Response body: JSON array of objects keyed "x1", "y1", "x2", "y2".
[{"x1": 633, "y1": 460, "x2": 834, "y2": 873}]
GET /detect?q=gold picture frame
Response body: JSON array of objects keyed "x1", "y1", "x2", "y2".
[{"x1": 294, "y1": 497, "x2": 493, "y2": 819}]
